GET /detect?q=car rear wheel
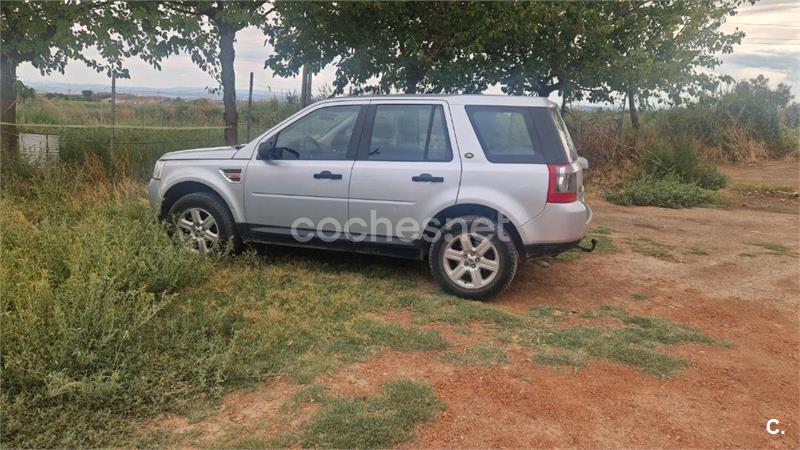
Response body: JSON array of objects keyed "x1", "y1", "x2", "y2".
[
  {"x1": 168, "y1": 192, "x2": 240, "y2": 254},
  {"x1": 429, "y1": 215, "x2": 518, "y2": 300}
]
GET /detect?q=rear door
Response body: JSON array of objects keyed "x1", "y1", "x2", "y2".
[
  {"x1": 347, "y1": 102, "x2": 461, "y2": 242},
  {"x1": 243, "y1": 103, "x2": 366, "y2": 234}
]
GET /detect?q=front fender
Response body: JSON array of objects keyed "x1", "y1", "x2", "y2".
[{"x1": 158, "y1": 161, "x2": 247, "y2": 223}]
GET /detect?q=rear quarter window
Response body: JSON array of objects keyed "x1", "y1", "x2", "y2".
[{"x1": 465, "y1": 105, "x2": 571, "y2": 164}]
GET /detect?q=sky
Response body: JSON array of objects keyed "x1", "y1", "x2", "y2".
[{"x1": 17, "y1": 1, "x2": 800, "y2": 99}]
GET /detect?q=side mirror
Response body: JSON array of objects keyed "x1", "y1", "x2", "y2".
[
  {"x1": 257, "y1": 140, "x2": 274, "y2": 160},
  {"x1": 577, "y1": 156, "x2": 589, "y2": 170}
]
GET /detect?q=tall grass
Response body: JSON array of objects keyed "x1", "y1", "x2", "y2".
[{"x1": 14, "y1": 98, "x2": 300, "y2": 179}]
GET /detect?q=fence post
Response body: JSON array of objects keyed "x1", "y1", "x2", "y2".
[
  {"x1": 110, "y1": 72, "x2": 116, "y2": 153},
  {"x1": 247, "y1": 72, "x2": 254, "y2": 142}
]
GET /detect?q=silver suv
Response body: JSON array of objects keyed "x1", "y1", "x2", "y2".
[{"x1": 149, "y1": 95, "x2": 592, "y2": 299}]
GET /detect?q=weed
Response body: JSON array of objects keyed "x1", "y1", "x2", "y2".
[
  {"x1": 687, "y1": 247, "x2": 710, "y2": 256},
  {"x1": 644, "y1": 137, "x2": 727, "y2": 190},
  {"x1": 603, "y1": 174, "x2": 723, "y2": 209},
  {"x1": 294, "y1": 380, "x2": 444, "y2": 448},
  {"x1": 630, "y1": 292, "x2": 649, "y2": 301},
  {"x1": 532, "y1": 348, "x2": 589, "y2": 368},
  {"x1": 737, "y1": 252, "x2": 756, "y2": 258},
  {"x1": 747, "y1": 242, "x2": 798, "y2": 257},
  {"x1": 405, "y1": 298, "x2": 724, "y2": 378},
  {"x1": 628, "y1": 237, "x2": 673, "y2": 258},
  {"x1": 440, "y1": 343, "x2": 509, "y2": 367},
  {"x1": 557, "y1": 227, "x2": 618, "y2": 261}
]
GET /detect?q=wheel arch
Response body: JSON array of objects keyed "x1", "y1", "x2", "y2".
[
  {"x1": 159, "y1": 181, "x2": 230, "y2": 221},
  {"x1": 423, "y1": 203, "x2": 524, "y2": 255}
]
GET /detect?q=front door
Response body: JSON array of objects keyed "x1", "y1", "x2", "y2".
[
  {"x1": 244, "y1": 104, "x2": 365, "y2": 238},
  {"x1": 348, "y1": 103, "x2": 461, "y2": 243}
]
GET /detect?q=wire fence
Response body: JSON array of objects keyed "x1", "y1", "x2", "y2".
[{"x1": 6, "y1": 79, "x2": 303, "y2": 175}]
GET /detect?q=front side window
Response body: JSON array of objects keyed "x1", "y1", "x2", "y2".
[
  {"x1": 273, "y1": 105, "x2": 361, "y2": 160},
  {"x1": 367, "y1": 104, "x2": 452, "y2": 162},
  {"x1": 465, "y1": 106, "x2": 543, "y2": 163}
]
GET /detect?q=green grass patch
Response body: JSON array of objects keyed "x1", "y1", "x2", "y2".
[
  {"x1": 747, "y1": 241, "x2": 798, "y2": 257},
  {"x1": 603, "y1": 174, "x2": 724, "y2": 208},
  {"x1": 294, "y1": 380, "x2": 443, "y2": 448},
  {"x1": 403, "y1": 296, "x2": 725, "y2": 378},
  {"x1": 440, "y1": 343, "x2": 509, "y2": 367},
  {"x1": 630, "y1": 292, "x2": 649, "y2": 301},
  {"x1": 557, "y1": 227, "x2": 618, "y2": 261},
  {"x1": 627, "y1": 237, "x2": 673, "y2": 258},
  {"x1": 532, "y1": 348, "x2": 589, "y2": 368},
  {"x1": 687, "y1": 247, "x2": 710, "y2": 256},
  {"x1": 737, "y1": 252, "x2": 756, "y2": 258}
]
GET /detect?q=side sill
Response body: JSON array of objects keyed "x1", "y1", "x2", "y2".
[{"x1": 238, "y1": 224, "x2": 425, "y2": 260}]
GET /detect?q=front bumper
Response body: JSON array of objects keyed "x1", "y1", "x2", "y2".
[{"x1": 148, "y1": 178, "x2": 162, "y2": 216}]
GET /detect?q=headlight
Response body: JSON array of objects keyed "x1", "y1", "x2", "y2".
[{"x1": 152, "y1": 160, "x2": 165, "y2": 179}]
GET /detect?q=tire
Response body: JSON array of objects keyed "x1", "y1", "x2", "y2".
[
  {"x1": 168, "y1": 192, "x2": 241, "y2": 254},
  {"x1": 428, "y1": 215, "x2": 518, "y2": 300}
]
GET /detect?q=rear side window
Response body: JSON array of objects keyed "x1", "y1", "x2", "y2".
[
  {"x1": 465, "y1": 105, "x2": 570, "y2": 164},
  {"x1": 365, "y1": 104, "x2": 452, "y2": 162},
  {"x1": 550, "y1": 109, "x2": 578, "y2": 161}
]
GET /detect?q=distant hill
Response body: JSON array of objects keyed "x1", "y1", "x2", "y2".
[{"x1": 22, "y1": 80, "x2": 293, "y2": 102}]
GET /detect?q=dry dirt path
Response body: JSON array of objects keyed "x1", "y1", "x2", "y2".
[{"x1": 156, "y1": 161, "x2": 799, "y2": 448}]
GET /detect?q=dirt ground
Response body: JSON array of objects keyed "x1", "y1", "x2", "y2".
[{"x1": 157, "y1": 161, "x2": 799, "y2": 448}]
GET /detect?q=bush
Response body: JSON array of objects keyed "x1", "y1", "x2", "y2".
[
  {"x1": 644, "y1": 137, "x2": 727, "y2": 190},
  {"x1": 0, "y1": 165, "x2": 249, "y2": 447},
  {"x1": 603, "y1": 174, "x2": 722, "y2": 208}
]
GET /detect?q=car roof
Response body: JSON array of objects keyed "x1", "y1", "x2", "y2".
[{"x1": 315, "y1": 94, "x2": 557, "y2": 108}]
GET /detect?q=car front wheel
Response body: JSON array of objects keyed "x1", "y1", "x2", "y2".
[
  {"x1": 168, "y1": 192, "x2": 240, "y2": 254},
  {"x1": 429, "y1": 215, "x2": 518, "y2": 300}
]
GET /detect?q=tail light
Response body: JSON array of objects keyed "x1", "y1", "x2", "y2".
[{"x1": 547, "y1": 164, "x2": 579, "y2": 203}]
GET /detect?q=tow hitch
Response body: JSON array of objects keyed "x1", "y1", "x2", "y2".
[{"x1": 578, "y1": 238, "x2": 598, "y2": 253}]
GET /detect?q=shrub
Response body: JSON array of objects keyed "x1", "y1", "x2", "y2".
[
  {"x1": 603, "y1": 174, "x2": 721, "y2": 208},
  {"x1": 644, "y1": 137, "x2": 727, "y2": 190}
]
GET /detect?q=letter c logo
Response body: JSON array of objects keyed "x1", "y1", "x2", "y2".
[{"x1": 766, "y1": 419, "x2": 784, "y2": 435}]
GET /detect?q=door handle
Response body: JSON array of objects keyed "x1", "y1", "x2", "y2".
[
  {"x1": 313, "y1": 170, "x2": 343, "y2": 180},
  {"x1": 411, "y1": 173, "x2": 444, "y2": 183}
]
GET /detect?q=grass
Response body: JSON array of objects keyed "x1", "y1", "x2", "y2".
[
  {"x1": 627, "y1": 237, "x2": 673, "y2": 258},
  {"x1": 630, "y1": 292, "x2": 649, "y2": 301},
  {"x1": 402, "y1": 296, "x2": 725, "y2": 378},
  {"x1": 0, "y1": 163, "x2": 451, "y2": 448},
  {"x1": 687, "y1": 247, "x2": 710, "y2": 256},
  {"x1": 557, "y1": 226, "x2": 619, "y2": 261},
  {"x1": 296, "y1": 380, "x2": 443, "y2": 448},
  {"x1": 533, "y1": 348, "x2": 589, "y2": 368},
  {"x1": 603, "y1": 174, "x2": 724, "y2": 209},
  {"x1": 440, "y1": 343, "x2": 509, "y2": 367},
  {"x1": 747, "y1": 241, "x2": 798, "y2": 257},
  {"x1": 215, "y1": 380, "x2": 444, "y2": 449}
]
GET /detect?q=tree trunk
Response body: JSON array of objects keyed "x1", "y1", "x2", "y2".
[
  {"x1": 0, "y1": 54, "x2": 17, "y2": 163},
  {"x1": 405, "y1": 68, "x2": 421, "y2": 94},
  {"x1": 219, "y1": 28, "x2": 238, "y2": 146},
  {"x1": 627, "y1": 88, "x2": 640, "y2": 130}
]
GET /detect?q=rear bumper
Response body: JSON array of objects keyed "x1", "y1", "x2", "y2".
[{"x1": 516, "y1": 200, "x2": 592, "y2": 251}]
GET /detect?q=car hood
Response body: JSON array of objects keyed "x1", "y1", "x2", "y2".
[{"x1": 160, "y1": 146, "x2": 238, "y2": 160}]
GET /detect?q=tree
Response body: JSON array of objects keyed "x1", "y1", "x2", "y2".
[
  {"x1": 587, "y1": 0, "x2": 747, "y2": 129},
  {"x1": 145, "y1": 1, "x2": 274, "y2": 145},
  {"x1": 266, "y1": 2, "x2": 504, "y2": 95},
  {"x1": 0, "y1": 1, "x2": 164, "y2": 162}
]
